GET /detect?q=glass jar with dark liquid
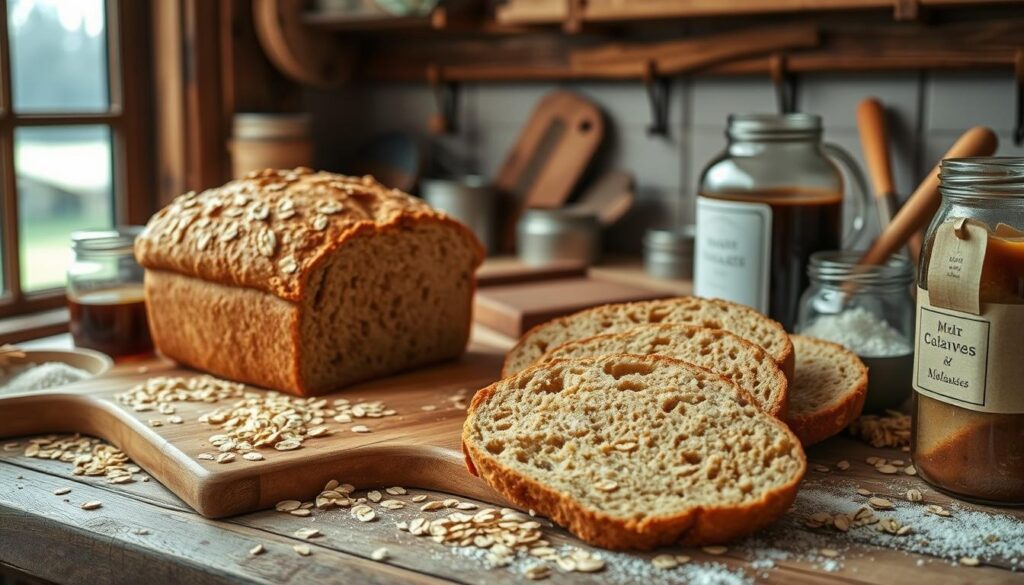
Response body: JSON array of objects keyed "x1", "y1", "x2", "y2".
[
  {"x1": 68, "y1": 227, "x2": 153, "y2": 359},
  {"x1": 694, "y1": 114, "x2": 872, "y2": 330}
]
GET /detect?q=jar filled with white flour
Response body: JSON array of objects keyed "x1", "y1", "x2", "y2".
[{"x1": 796, "y1": 251, "x2": 915, "y2": 412}]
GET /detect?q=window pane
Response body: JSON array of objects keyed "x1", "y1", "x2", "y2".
[
  {"x1": 8, "y1": 0, "x2": 109, "y2": 113},
  {"x1": 17, "y1": 125, "x2": 113, "y2": 292}
]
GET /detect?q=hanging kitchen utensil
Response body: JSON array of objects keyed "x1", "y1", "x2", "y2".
[
  {"x1": 493, "y1": 90, "x2": 604, "y2": 251},
  {"x1": 857, "y1": 98, "x2": 901, "y2": 232}
]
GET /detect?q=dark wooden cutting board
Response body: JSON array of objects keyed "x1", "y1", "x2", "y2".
[{"x1": 0, "y1": 341, "x2": 508, "y2": 518}]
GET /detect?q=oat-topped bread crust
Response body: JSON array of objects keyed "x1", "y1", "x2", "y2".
[
  {"x1": 137, "y1": 168, "x2": 484, "y2": 396},
  {"x1": 540, "y1": 324, "x2": 789, "y2": 418},
  {"x1": 135, "y1": 168, "x2": 482, "y2": 301},
  {"x1": 464, "y1": 354, "x2": 806, "y2": 550},
  {"x1": 503, "y1": 297, "x2": 794, "y2": 380},
  {"x1": 787, "y1": 335, "x2": 869, "y2": 446}
]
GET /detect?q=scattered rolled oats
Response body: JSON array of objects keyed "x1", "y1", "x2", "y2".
[
  {"x1": 386, "y1": 486, "x2": 406, "y2": 495},
  {"x1": 960, "y1": 556, "x2": 980, "y2": 567},
  {"x1": 371, "y1": 547, "x2": 389, "y2": 561},
  {"x1": 290, "y1": 509, "x2": 312, "y2": 517},
  {"x1": 702, "y1": 546, "x2": 728, "y2": 555},
  {"x1": 294, "y1": 528, "x2": 321, "y2": 539},
  {"x1": 351, "y1": 425, "x2": 371, "y2": 434},
  {"x1": 293, "y1": 544, "x2": 311, "y2": 557},
  {"x1": 243, "y1": 452, "x2": 265, "y2": 461},
  {"x1": 836, "y1": 460, "x2": 850, "y2": 470},
  {"x1": 819, "y1": 548, "x2": 839, "y2": 558},
  {"x1": 652, "y1": 554, "x2": 679, "y2": 569},
  {"x1": 594, "y1": 479, "x2": 618, "y2": 492},
  {"x1": 869, "y1": 497, "x2": 894, "y2": 510},
  {"x1": 53, "y1": 487, "x2": 71, "y2": 496},
  {"x1": 906, "y1": 488, "x2": 923, "y2": 502},
  {"x1": 80, "y1": 501, "x2": 103, "y2": 510},
  {"x1": 249, "y1": 544, "x2": 265, "y2": 556},
  {"x1": 24, "y1": 435, "x2": 137, "y2": 484},
  {"x1": 276, "y1": 500, "x2": 301, "y2": 512}
]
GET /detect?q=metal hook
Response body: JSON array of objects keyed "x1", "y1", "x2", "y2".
[
  {"x1": 1014, "y1": 49, "x2": 1023, "y2": 147},
  {"x1": 770, "y1": 53, "x2": 798, "y2": 114},
  {"x1": 427, "y1": 64, "x2": 459, "y2": 135},
  {"x1": 643, "y1": 61, "x2": 670, "y2": 137}
]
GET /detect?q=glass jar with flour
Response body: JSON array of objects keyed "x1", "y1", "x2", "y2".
[{"x1": 796, "y1": 251, "x2": 915, "y2": 412}]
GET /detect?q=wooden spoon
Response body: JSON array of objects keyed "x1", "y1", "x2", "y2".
[
  {"x1": 857, "y1": 98, "x2": 900, "y2": 231},
  {"x1": 858, "y1": 126, "x2": 998, "y2": 267}
]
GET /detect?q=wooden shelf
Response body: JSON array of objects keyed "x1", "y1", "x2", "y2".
[
  {"x1": 301, "y1": 10, "x2": 439, "y2": 32},
  {"x1": 497, "y1": 0, "x2": 1024, "y2": 25}
]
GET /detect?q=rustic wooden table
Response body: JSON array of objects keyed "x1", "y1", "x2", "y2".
[{"x1": 2, "y1": 330, "x2": 1023, "y2": 584}]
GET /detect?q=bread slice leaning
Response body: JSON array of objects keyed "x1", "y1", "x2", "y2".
[
  {"x1": 787, "y1": 335, "x2": 869, "y2": 446},
  {"x1": 502, "y1": 297, "x2": 794, "y2": 381},
  {"x1": 540, "y1": 324, "x2": 788, "y2": 419},
  {"x1": 463, "y1": 354, "x2": 807, "y2": 550}
]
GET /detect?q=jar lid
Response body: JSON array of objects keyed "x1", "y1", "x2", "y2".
[
  {"x1": 940, "y1": 157, "x2": 1024, "y2": 197},
  {"x1": 644, "y1": 227, "x2": 696, "y2": 251},
  {"x1": 72, "y1": 226, "x2": 145, "y2": 256},
  {"x1": 808, "y1": 250, "x2": 914, "y2": 286},
  {"x1": 727, "y1": 113, "x2": 822, "y2": 140},
  {"x1": 233, "y1": 113, "x2": 311, "y2": 140}
]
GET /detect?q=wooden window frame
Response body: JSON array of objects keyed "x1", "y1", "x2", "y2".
[{"x1": 0, "y1": 0, "x2": 152, "y2": 320}]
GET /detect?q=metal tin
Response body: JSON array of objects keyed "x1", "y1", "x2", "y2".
[
  {"x1": 643, "y1": 226, "x2": 695, "y2": 279},
  {"x1": 421, "y1": 177, "x2": 497, "y2": 254},
  {"x1": 516, "y1": 209, "x2": 600, "y2": 266}
]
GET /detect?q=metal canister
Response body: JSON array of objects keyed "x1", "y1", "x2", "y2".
[
  {"x1": 421, "y1": 177, "x2": 497, "y2": 254},
  {"x1": 643, "y1": 226, "x2": 695, "y2": 279},
  {"x1": 516, "y1": 209, "x2": 600, "y2": 266}
]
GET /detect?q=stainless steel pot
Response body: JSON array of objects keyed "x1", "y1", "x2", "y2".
[{"x1": 516, "y1": 209, "x2": 600, "y2": 266}]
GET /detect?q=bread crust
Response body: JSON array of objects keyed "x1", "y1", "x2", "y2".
[
  {"x1": 137, "y1": 169, "x2": 484, "y2": 396},
  {"x1": 787, "y1": 335, "x2": 869, "y2": 446},
  {"x1": 464, "y1": 355, "x2": 807, "y2": 550},
  {"x1": 502, "y1": 297, "x2": 795, "y2": 381},
  {"x1": 541, "y1": 324, "x2": 790, "y2": 420}
]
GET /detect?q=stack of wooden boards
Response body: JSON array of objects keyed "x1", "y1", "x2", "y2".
[{"x1": 462, "y1": 296, "x2": 868, "y2": 550}]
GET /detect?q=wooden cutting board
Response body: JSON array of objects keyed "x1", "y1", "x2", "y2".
[
  {"x1": 473, "y1": 277, "x2": 670, "y2": 338},
  {"x1": 0, "y1": 341, "x2": 508, "y2": 518}
]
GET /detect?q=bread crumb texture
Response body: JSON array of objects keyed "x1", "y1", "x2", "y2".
[
  {"x1": 503, "y1": 297, "x2": 793, "y2": 379},
  {"x1": 786, "y1": 335, "x2": 869, "y2": 446},
  {"x1": 464, "y1": 354, "x2": 806, "y2": 550},
  {"x1": 542, "y1": 324, "x2": 788, "y2": 418}
]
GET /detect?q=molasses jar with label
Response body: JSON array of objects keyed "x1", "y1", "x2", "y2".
[
  {"x1": 695, "y1": 113, "x2": 871, "y2": 330},
  {"x1": 913, "y1": 157, "x2": 1024, "y2": 505},
  {"x1": 67, "y1": 227, "x2": 154, "y2": 359}
]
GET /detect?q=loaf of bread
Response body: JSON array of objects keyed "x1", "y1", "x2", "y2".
[
  {"x1": 463, "y1": 354, "x2": 806, "y2": 550},
  {"x1": 503, "y1": 297, "x2": 794, "y2": 379},
  {"x1": 787, "y1": 335, "x2": 869, "y2": 446},
  {"x1": 135, "y1": 168, "x2": 484, "y2": 396},
  {"x1": 540, "y1": 324, "x2": 788, "y2": 418}
]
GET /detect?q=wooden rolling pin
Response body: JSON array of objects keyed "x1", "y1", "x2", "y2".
[
  {"x1": 857, "y1": 98, "x2": 900, "y2": 230},
  {"x1": 858, "y1": 126, "x2": 998, "y2": 267}
]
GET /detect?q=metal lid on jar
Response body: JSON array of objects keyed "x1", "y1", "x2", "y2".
[
  {"x1": 71, "y1": 226, "x2": 145, "y2": 256},
  {"x1": 807, "y1": 250, "x2": 914, "y2": 287},
  {"x1": 940, "y1": 157, "x2": 1024, "y2": 197},
  {"x1": 519, "y1": 208, "x2": 600, "y2": 233},
  {"x1": 643, "y1": 226, "x2": 696, "y2": 252},
  {"x1": 727, "y1": 113, "x2": 822, "y2": 140},
  {"x1": 233, "y1": 113, "x2": 312, "y2": 140}
]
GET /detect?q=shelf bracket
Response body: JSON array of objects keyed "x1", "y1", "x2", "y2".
[
  {"x1": 427, "y1": 64, "x2": 459, "y2": 135},
  {"x1": 1015, "y1": 49, "x2": 1024, "y2": 147},
  {"x1": 643, "y1": 62, "x2": 671, "y2": 137},
  {"x1": 771, "y1": 53, "x2": 798, "y2": 114}
]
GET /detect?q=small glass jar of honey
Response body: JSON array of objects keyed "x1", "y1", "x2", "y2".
[
  {"x1": 914, "y1": 157, "x2": 1024, "y2": 505},
  {"x1": 67, "y1": 227, "x2": 153, "y2": 359}
]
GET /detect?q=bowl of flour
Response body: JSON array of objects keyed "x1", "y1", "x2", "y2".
[{"x1": 0, "y1": 347, "x2": 112, "y2": 395}]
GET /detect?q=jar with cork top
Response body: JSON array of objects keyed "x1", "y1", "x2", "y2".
[{"x1": 913, "y1": 157, "x2": 1024, "y2": 505}]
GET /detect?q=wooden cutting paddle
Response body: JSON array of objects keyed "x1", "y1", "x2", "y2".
[
  {"x1": 566, "y1": 170, "x2": 635, "y2": 226},
  {"x1": 0, "y1": 342, "x2": 508, "y2": 518},
  {"x1": 857, "y1": 98, "x2": 901, "y2": 233}
]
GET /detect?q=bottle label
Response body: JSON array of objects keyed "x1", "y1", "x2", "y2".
[
  {"x1": 915, "y1": 288, "x2": 1024, "y2": 414},
  {"x1": 694, "y1": 197, "x2": 771, "y2": 312}
]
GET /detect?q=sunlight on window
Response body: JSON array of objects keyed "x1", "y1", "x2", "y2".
[
  {"x1": 16, "y1": 126, "x2": 113, "y2": 292},
  {"x1": 8, "y1": 0, "x2": 107, "y2": 112}
]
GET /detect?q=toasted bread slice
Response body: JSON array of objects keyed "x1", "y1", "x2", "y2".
[
  {"x1": 502, "y1": 297, "x2": 794, "y2": 380},
  {"x1": 463, "y1": 354, "x2": 807, "y2": 550},
  {"x1": 540, "y1": 324, "x2": 788, "y2": 419},
  {"x1": 787, "y1": 335, "x2": 869, "y2": 446}
]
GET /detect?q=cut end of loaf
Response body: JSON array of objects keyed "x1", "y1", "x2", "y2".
[
  {"x1": 297, "y1": 219, "x2": 478, "y2": 394},
  {"x1": 464, "y1": 354, "x2": 806, "y2": 550}
]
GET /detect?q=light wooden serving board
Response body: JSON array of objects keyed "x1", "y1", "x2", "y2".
[{"x1": 0, "y1": 342, "x2": 508, "y2": 518}]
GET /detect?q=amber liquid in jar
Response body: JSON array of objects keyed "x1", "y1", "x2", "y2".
[
  {"x1": 914, "y1": 233, "x2": 1024, "y2": 504},
  {"x1": 701, "y1": 188, "x2": 843, "y2": 330},
  {"x1": 69, "y1": 286, "x2": 153, "y2": 359}
]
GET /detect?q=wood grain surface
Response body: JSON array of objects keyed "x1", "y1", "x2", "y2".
[{"x1": 0, "y1": 342, "x2": 510, "y2": 518}]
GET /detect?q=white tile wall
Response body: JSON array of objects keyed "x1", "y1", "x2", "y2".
[{"x1": 307, "y1": 70, "x2": 1024, "y2": 253}]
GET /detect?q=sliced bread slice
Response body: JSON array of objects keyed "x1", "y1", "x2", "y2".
[
  {"x1": 540, "y1": 324, "x2": 788, "y2": 419},
  {"x1": 463, "y1": 354, "x2": 807, "y2": 550},
  {"x1": 502, "y1": 297, "x2": 794, "y2": 380},
  {"x1": 787, "y1": 335, "x2": 869, "y2": 446}
]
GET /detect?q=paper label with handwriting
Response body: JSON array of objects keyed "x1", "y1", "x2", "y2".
[
  {"x1": 914, "y1": 288, "x2": 1024, "y2": 413},
  {"x1": 926, "y1": 218, "x2": 988, "y2": 315}
]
